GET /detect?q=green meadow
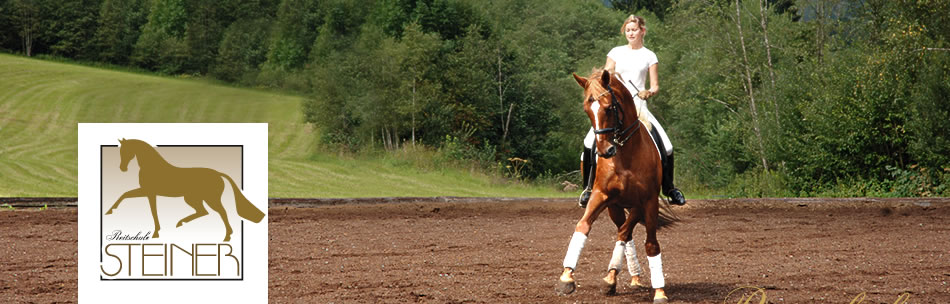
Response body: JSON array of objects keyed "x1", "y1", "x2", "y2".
[{"x1": 0, "y1": 54, "x2": 564, "y2": 198}]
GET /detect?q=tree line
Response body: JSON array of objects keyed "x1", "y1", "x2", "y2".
[{"x1": 1, "y1": 0, "x2": 947, "y2": 196}]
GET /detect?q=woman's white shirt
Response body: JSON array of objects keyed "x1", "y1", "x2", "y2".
[{"x1": 607, "y1": 46, "x2": 658, "y2": 95}]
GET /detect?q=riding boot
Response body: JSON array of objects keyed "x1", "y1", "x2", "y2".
[
  {"x1": 578, "y1": 147, "x2": 595, "y2": 208},
  {"x1": 662, "y1": 152, "x2": 686, "y2": 206}
]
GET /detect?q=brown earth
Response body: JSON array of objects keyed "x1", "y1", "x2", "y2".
[{"x1": 2, "y1": 198, "x2": 949, "y2": 303}]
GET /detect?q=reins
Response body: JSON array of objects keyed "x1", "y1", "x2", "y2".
[{"x1": 592, "y1": 81, "x2": 641, "y2": 148}]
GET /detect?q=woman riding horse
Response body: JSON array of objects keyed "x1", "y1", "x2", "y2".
[
  {"x1": 579, "y1": 15, "x2": 686, "y2": 208},
  {"x1": 560, "y1": 68, "x2": 679, "y2": 303}
]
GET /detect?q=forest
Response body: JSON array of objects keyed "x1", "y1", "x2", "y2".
[{"x1": 1, "y1": 0, "x2": 947, "y2": 197}]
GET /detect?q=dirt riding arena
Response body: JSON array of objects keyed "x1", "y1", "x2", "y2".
[{"x1": 2, "y1": 198, "x2": 949, "y2": 303}]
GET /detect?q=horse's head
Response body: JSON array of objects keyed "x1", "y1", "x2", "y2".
[
  {"x1": 118, "y1": 138, "x2": 135, "y2": 172},
  {"x1": 574, "y1": 69, "x2": 637, "y2": 159}
]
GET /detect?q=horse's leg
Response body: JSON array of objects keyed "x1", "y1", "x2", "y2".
[
  {"x1": 147, "y1": 194, "x2": 161, "y2": 238},
  {"x1": 176, "y1": 196, "x2": 209, "y2": 228},
  {"x1": 602, "y1": 205, "x2": 627, "y2": 294},
  {"x1": 105, "y1": 188, "x2": 148, "y2": 215},
  {"x1": 622, "y1": 207, "x2": 647, "y2": 288},
  {"x1": 643, "y1": 197, "x2": 668, "y2": 303},
  {"x1": 206, "y1": 197, "x2": 232, "y2": 242},
  {"x1": 557, "y1": 193, "x2": 610, "y2": 295}
]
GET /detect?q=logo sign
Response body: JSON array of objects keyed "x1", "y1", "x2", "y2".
[{"x1": 78, "y1": 123, "x2": 267, "y2": 303}]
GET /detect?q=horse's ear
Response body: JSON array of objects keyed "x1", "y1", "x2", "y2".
[
  {"x1": 572, "y1": 73, "x2": 587, "y2": 88},
  {"x1": 600, "y1": 70, "x2": 611, "y2": 88}
]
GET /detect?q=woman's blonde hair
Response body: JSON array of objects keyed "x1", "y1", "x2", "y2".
[{"x1": 621, "y1": 15, "x2": 647, "y2": 35}]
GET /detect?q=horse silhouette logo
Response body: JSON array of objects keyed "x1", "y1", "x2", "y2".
[{"x1": 104, "y1": 138, "x2": 265, "y2": 242}]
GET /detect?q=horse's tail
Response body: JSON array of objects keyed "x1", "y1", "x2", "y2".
[
  {"x1": 220, "y1": 173, "x2": 265, "y2": 223},
  {"x1": 653, "y1": 200, "x2": 681, "y2": 230}
]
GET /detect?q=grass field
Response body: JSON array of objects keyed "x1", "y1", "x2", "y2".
[{"x1": 0, "y1": 54, "x2": 566, "y2": 198}]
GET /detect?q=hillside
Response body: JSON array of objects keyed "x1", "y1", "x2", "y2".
[{"x1": 0, "y1": 54, "x2": 563, "y2": 198}]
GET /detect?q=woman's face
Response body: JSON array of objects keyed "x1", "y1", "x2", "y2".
[{"x1": 624, "y1": 21, "x2": 643, "y2": 44}]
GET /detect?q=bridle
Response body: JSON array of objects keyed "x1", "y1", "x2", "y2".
[{"x1": 589, "y1": 82, "x2": 640, "y2": 157}]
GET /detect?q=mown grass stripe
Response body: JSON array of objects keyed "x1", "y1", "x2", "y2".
[{"x1": 0, "y1": 54, "x2": 566, "y2": 198}]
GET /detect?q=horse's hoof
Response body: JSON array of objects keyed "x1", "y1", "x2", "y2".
[
  {"x1": 556, "y1": 279, "x2": 576, "y2": 295},
  {"x1": 630, "y1": 277, "x2": 648, "y2": 289},
  {"x1": 176, "y1": 221, "x2": 183, "y2": 228},
  {"x1": 653, "y1": 289, "x2": 670, "y2": 304},
  {"x1": 602, "y1": 277, "x2": 617, "y2": 295},
  {"x1": 105, "y1": 210, "x2": 113, "y2": 215},
  {"x1": 223, "y1": 235, "x2": 231, "y2": 242},
  {"x1": 152, "y1": 231, "x2": 159, "y2": 238}
]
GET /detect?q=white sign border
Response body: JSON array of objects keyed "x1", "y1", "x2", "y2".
[{"x1": 78, "y1": 123, "x2": 268, "y2": 303}]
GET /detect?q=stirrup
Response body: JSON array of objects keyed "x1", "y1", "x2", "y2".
[{"x1": 578, "y1": 189, "x2": 591, "y2": 208}]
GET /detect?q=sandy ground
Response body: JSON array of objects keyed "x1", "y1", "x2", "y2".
[{"x1": 2, "y1": 198, "x2": 949, "y2": 303}]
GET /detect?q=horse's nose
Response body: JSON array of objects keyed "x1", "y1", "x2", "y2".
[{"x1": 602, "y1": 145, "x2": 617, "y2": 159}]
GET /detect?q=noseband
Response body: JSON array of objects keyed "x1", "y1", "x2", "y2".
[{"x1": 591, "y1": 85, "x2": 640, "y2": 152}]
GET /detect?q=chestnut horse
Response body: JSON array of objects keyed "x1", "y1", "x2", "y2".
[{"x1": 557, "y1": 69, "x2": 678, "y2": 303}]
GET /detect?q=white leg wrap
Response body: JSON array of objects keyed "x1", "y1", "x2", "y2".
[
  {"x1": 562, "y1": 232, "x2": 588, "y2": 269},
  {"x1": 607, "y1": 241, "x2": 625, "y2": 271},
  {"x1": 624, "y1": 241, "x2": 642, "y2": 276},
  {"x1": 647, "y1": 253, "x2": 665, "y2": 289}
]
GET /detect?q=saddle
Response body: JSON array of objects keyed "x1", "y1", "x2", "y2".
[{"x1": 634, "y1": 99, "x2": 665, "y2": 164}]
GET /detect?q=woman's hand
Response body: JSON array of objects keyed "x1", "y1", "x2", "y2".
[{"x1": 637, "y1": 90, "x2": 654, "y2": 100}]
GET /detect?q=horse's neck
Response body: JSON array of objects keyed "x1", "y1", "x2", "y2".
[
  {"x1": 135, "y1": 145, "x2": 171, "y2": 169},
  {"x1": 622, "y1": 100, "x2": 645, "y2": 132},
  {"x1": 613, "y1": 117, "x2": 655, "y2": 165}
]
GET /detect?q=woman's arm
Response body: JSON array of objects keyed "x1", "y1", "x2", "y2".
[
  {"x1": 605, "y1": 57, "x2": 616, "y2": 74},
  {"x1": 636, "y1": 63, "x2": 661, "y2": 100},
  {"x1": 648, "y1": 63, "x2": 659, "y2": 95}
]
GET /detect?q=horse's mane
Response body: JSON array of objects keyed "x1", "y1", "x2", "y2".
[
  {"x1": 586, "y1": 67, "x2": 606, "y2": 79},
  {"x1": 120, "y1": 139, "x2": 167, "y2": 166},
  {"x1": 124, "y1": 139, "x2": 155, "y2": 154},
  {"x1": 586, "y1": 68, "x2": 627, "y2": 96}
]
